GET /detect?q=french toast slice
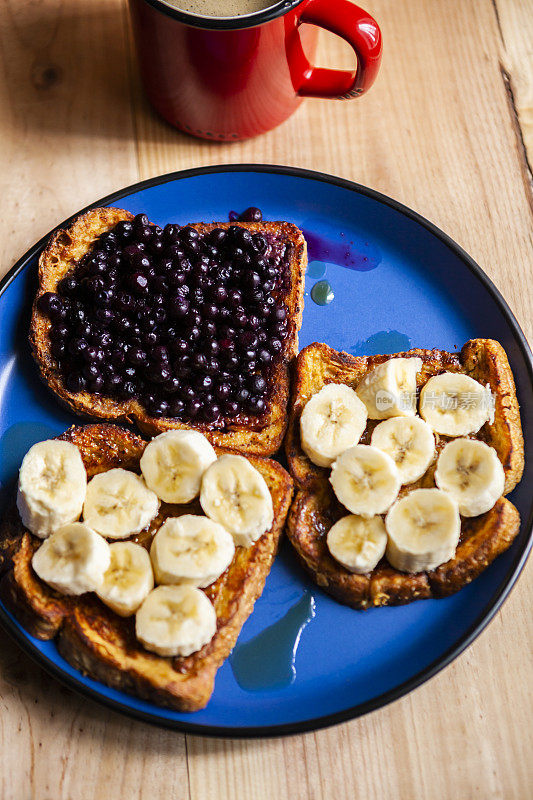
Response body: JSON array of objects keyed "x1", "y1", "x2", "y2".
[
  {"x1": 30, "y1": 208, "x2": 307, "y2": 456},
  {"x1": 285, "y1": 339, "x2": 524, "y2": 608},
  {"x1": 0, "y1": 424, "x2": 294, "y2": 711}
]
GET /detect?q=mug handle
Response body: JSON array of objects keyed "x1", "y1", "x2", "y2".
[{"x1": 296, "y1": 0, "x2": 382, "y2": 99}]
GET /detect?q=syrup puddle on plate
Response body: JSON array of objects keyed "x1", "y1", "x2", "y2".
[
  {"x1": 302, "y1": 229, "x2": 381, "y2": 273},
  {"x1": 351, "y1": 330, "x2": 413, "y2": 355},
  {"x1": 230, "y1": 592, "x2": 315, "y2": 691},
  {"x1": 310, "y1": 280, "x2": 334, "y2": 306}
]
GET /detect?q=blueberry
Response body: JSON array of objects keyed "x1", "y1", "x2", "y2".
[
  {"x1": 171, "y1": 338, "x2": 188, "y2": 356},
  {"x1": 116, "y1": 220, "x2": 134, "y2": 240},
  {"x1": 208, "y1": 228, "x2": 227, "y2": 245},
  {"x1": 251, "y1": 233, "x2": 267, "y2": 253},
  {"x1": 128, "y1": 347, "x2": 147, "y2": 367},
  {"x1": 169, "y1": 398, "x2": 185, "y2": 416},
  {"x1": 105, "y1": 373, "x2": 123, "y2": 393},
  {"x1": 237, "y1": 387, "x2": 250, "y2": 404},
  {"x1": 66, "y1": 372, "x2": 86, "y2": 393},
  {"x1": 226, "y1": 289, "x2": 241, "y2": 308},
  {"x1": 169, "y1": 297, "x2": 189, "y2": 319},
  {"x1": 57, "y1": 275, "x2": 78, "y2": 297},
  {"x1": 196, "y1": 374, "x2": 213, "y2": 391},
  {"x1": 163, "y1": 376, "x2": 181, "y2": 394},
  {"x1": 163, "y1": 223, "x2": 181, "y2": 242},
  {"x1": 258, "y1": 348, "x2": 272, "y2": 364},
  {"x1": 215, "y1": 382, "x2": 231, "y2": 401},
  {"x1": 95, "y1": 308, "x2": 114, "y2": 326},
  {"x1": 193, "y1": 353, "x2": 208, "y2": 371},
  {"x1": 240, "y1": 207, "x2": 262, "y2": 222},
  {"x1": 248, "y1": 396, "x2": 266, "y2": 414},
  {"x1": 186, "y1": 398, "x2": 202, "y2": 418},
  {"x1": 251, "y1": 375, "x2": 266, "y2": 393},
  {"x1": 239, "y1": 331, "x2": 258, "y2": 349},
  {"x1": 68, "y1": 338, "x2": 89, "y2": 357},
  {"x1": 179, "y1": 226, "x2": 200, "y2": 243},
  {"x1": 202, "y1": 402, "x2": 220, "y2": 422},
  {"x1": 152, "y1": 345, "x2": 169, "y2": 363},
  {"x1": 122, "y1": 381, "x2": 137, "y2": 398},
  {"x1": 51, "y1": 340, "x2": 68, "y2": 360},
  {"x1": 224, "y1": 400, "x2": 240, "y2": 416},
  {"x1": 38, "y1": 292, "x2": 67, "y2": 321},
  {"x1": 83, "y1": 363, "x2": 101, "y2": 381}
]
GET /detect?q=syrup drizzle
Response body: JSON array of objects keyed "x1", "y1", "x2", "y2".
[{"x1": 230, "y1": 592, "x2": 315, "y2": 691}]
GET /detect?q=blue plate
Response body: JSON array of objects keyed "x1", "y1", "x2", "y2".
[{"x1": 0, "y1": 165, "x2": 531, "y2": 737}]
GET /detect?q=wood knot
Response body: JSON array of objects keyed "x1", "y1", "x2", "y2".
[{"x1": 31, "y1": 60, "x2": 63, "y2": 90}]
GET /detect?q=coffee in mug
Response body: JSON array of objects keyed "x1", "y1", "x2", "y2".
[{"x1": 171, "y1": 0, "x2": 275, "y2": 16}]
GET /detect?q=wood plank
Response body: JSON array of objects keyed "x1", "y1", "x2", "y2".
[
  {"x1": 494, "y1": 0, "x2": 533, "y2": 179},
  {"x1": 0, "y1": 0, "x2": 139, "y2": 279}
]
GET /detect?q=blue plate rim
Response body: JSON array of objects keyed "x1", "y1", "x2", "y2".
[{"x1": 0, "y1": 163, "x2": 531, "y2": 738}]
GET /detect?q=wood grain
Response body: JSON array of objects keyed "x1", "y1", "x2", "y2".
[{"x1": 0, "y1": 0, "x2": 532, "y2": 798}]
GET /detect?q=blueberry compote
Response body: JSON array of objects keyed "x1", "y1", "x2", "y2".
[{"x1": 37, "y1": 214, "x2": 292, "y2": 428}]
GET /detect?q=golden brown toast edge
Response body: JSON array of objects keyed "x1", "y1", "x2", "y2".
[
  {"x1": 0, "y1": 424, "x2": 294, "y2": 711},
  {"x1": 285, "y1": 339, "x2": 524, "y2": 494},
  {"x1": 284, "y1": 339, "x2": 524, "y2": 608},
  {"x1": 287, "y1": 484, "x2": 520, "y2": 609},
  {"x1": 30, "y1": 209, "x2": 307, "y2": 456}
]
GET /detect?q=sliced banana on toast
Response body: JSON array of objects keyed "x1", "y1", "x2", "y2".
[
  {"x1": 200, "y1": 454, "x2": 273, "y2": 547},
  {"x1": 371, "y1": 416, "x2": 435, "y2": 484},
  {"x1": 140, "y1": 430, "x2": 217, "y2": 504},
  {"x1": 83, "y1": 468, "x2": 160, "y2": 539},
  {"x1": 136, "y1": 585, "x2": 217, "y2": 658},
  {"x1": 97, "y1": 541, "x2": 154, "y2": 616},
  {"x1": 327, "y1": 514, "x2": 387, "y2": 574},
  {"x1": 150, "y1": 515, "x2": 235, "y2": 588},
  {"x1": 329, "y1": 444, "x2": 401, "y2": 518},
  {"x1": 300, "y1": 383, "x2": 367, "y2": 467},
  {"x1": 435, "y1": 438, "x2": 505, "y2": 517},
  {"x1": 17, "y1": 439, "x2": 87, "y2": 538},
  {"x1": 356, "y1": 357, "x2": 422, "y2": 419},
  {"x1": 420, "y1": 372, "x2": 494, "y2": 436},
  {"x1": 32, "y1": 522, "x2": 110, "y2": 595},
  {"x1": 385, "y1": 488, "x2": 460, "y2": 572}
]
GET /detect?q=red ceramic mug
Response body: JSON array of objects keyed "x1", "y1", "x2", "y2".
[{"x1": 129, "y1": 0, "x2": 382, "y2": 141}]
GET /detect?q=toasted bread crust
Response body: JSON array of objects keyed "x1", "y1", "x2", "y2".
[
  {"x1": 30, "y1": 210, "x2": 307, "y2": 456},
  {"x1": 285, "y1": 340, "x2": 523, "y2": 608},
  {"x1": 0, "y1": 424, "x2": 294, "y2": 711},
  {"x1": 287, "y1": 484, "x2": 520, "y2": 609}
]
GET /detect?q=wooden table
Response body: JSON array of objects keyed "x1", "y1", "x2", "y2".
[{"x1": 1, "y1": 0, "x2": 532, "y2": 797}]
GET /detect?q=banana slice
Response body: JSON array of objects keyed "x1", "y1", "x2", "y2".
[
  {"x1": 140, "y1": 430, "x2": 217, "y2": 504},
  {"x1": 327, "y1": 514, "x2": 387, "y2": 574},
  {"x1": 300, "y1": 383, "x2": 368, "y2": 467},
  {"x1": 200, "y1": 454, "x2": 273, "y2": 547},
  {"x1": 329, "y1": 444, "x2": 401, "y2": 518},
  {"x1": 150, "y1": 515, "x2": 235, "y2": 588},
  {"x1": 97, "y1": 541, "x2": 154, "y2": 616},
  {"x1": 371, "y1": 416, "x2": 435, "y2": 484},
  {"x1": 435, "y1": 438, "x2": 505, "y2": 517},
  {"x1": 17, "y1": 439, "x2": 87, "y2": 538},
  {"x1": 32, "y1": 522, "x2": 110, "y2": 595},
  {"x1": 385, "y1": 488, "x2": 460, "y2": 572},
  {"x1": 356, "y1": 357, "x2": 422, "y2": 419},
  {"x1": 83, "y1": 469, "x2": 159, "y2": 539},
  {"x1": 136, "y1": 585, "x2": 217, "y2": 658},
  {"x1": 419, "y1": 372, "x2": 494, "y2": 436}
]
